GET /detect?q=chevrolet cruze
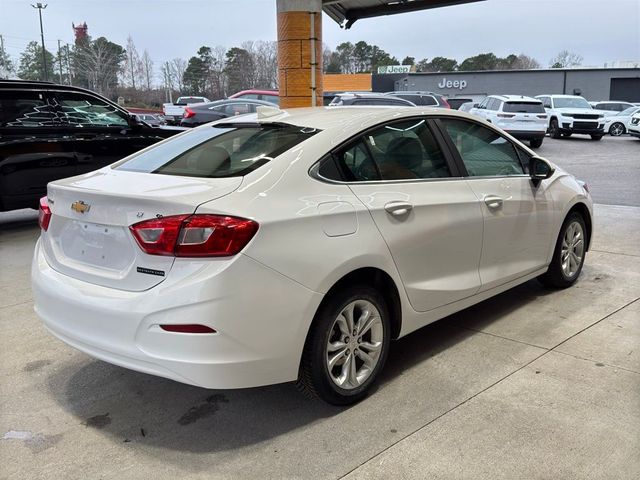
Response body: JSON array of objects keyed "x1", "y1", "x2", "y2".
[{"x1": 32, "y1": 106, "x2": 593, "y2": 405}]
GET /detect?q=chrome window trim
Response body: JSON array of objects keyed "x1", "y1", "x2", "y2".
[{"x1": 309, "y1": 162, "x2": 464, "y2": 186}]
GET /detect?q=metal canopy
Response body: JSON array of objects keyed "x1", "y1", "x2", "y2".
[{"x1": 323, "y1": 0, "x2": 484, "y2": 28}]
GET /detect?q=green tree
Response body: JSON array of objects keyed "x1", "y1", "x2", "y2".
[
  {"x1": 401, "y1": 56, "x2": 415, "y2": 66},
  {"x1": 458, "y1": 53, "x2": 499, "y2": 71},
  {"x1": 18, "y1": 41, "x2": 54, "y2": 81},
  {"x1": 0, "y1": 46, "x2": 14, "y2": 79},
  {"x1": 183, "y1": 46, "x2": 212, "y2": 95},
  {"x1": 416, "y1": 56, "x2": 458, "y2": 72},
  {"x1": 224, "y1": 47, "x2": 253, "y2": 94}
]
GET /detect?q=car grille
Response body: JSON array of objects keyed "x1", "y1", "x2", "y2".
[
  {"x1": 573, "y1": 121, "x2": 599, "y2": 130},
  {"x1": 572, "y1": 114, "x2": 600, "y2": 120}
]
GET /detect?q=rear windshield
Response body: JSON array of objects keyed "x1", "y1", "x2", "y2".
[
  {"x1": 503, "y1": 102, "x2": 545, "y2": 113},
  {"x1": 116, "y1": 123, "x2": 319, "y2": 178},
  {"x1": 176, "y1": 97, "x2": 204, "y2": 105}
]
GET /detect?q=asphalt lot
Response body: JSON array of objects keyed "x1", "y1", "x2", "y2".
[{"x1": 1, "y1": 136, "x2": 639, "y2": 479}]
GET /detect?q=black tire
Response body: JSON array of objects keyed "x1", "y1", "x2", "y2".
[
  {"x1": 591, "y1": 134, "x2": 603, "y2": 141},
  {"x1": 549, "y1": 118, "x2": 562, "y2": 139},
  {"x1": 529, "y1": 138, "x2": 543, "y2": 149},
  {"x1": 609, "y1": 122, "x2": 625, "y2": 136},
  {"x1": 562, "y1": 132, "x2": 572, "y2": 137},
  {"x1": 538, "y1": 212, "x2": 587, "y2": 289},
  {"x1": 297, "y1": 285, "x2": 391, "y2": 405}
]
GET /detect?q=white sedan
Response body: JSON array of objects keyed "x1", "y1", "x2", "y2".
[
  {"x1": 603, "y1": 106, "x2": 640, "y2": 136},
  {"x1": 32, "y1": 106, "x2": 593, "y2": 405}
]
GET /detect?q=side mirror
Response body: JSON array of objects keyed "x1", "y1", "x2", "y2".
[{"x1": 529, "y1": 156, "x2": 555, "y2": 182}]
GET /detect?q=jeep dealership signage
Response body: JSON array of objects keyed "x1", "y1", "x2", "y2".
[
  {"x1": 378, "y1": 65, "x2": 413, "y2": 74},
  {"x1": 437, "y1": 77, "x2": 468, "y2": 90}
]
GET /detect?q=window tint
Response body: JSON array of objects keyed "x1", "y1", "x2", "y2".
[
  {"x1": 55, "y1": 92, "x2": 129, "y2": 127},
  {"x1": 441, "y1": 119, "x2": 524, "y2": 177},
  {"x1": 334, "y1": 119, "x2": 450, "y2": 181},
  {"x1": 420, "y1": 95, "x2": 438, "y2": 106},
  {"x1": 117, "y1": 124, "x2": 318, "y2": 178},
  {"x1": 540, "y1": 97, "x2": 552, "y2": 108},
  {"x1": 503, "y1": 102, "x2": 545, "y2": 113},
  {"x1": 262, "y1": 95, "x2": 279, "y2": 105},
  {"x1": 487, "y1": 98, "x2": 501, "y2": 111},
  {"x1": 239, "y1": 94, "x2": 260, "y2": 100},
  {"x1": 0, "y1": 91, "x2": 58, "y2": 127}
]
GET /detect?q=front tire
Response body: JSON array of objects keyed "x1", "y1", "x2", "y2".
[
  {"x1": 591, "y1": 134, "x2": 604, "y2": 141},
  {"x1": 538, "y1": 212, "x2": 587, "y2": 288},
  {"x1": 297, "y1": 285, "x2": 391, "y2": 405},
  {"x1": 609, "y1": 122, "x2": 625, "y2": 136},
  {"x1": 529, "y1": 138, "x2": 543, "y2": 149},
  {"x1": 549, "y1": 119, "x2": 562, "y2": 139}
]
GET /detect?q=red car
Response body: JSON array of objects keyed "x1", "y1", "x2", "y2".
[{"x1": 229, "y1": 89, "x2": 279, "y2": 105}]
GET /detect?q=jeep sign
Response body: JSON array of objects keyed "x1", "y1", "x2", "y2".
[
  {"x1": 377, "y1": 65, "x2": 412, "y2": 74},
  {"x1": 437, "y1": 77, "x2": 468, "y2": 90}
]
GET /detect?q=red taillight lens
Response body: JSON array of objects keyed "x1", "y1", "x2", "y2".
[
  {"x1": 441, "y1": 99, "x2": 451, "y2": 109},
  {"x1": 160, "y1": 324, "x2": 216, "y2": 334},
  {"x1": 183, "y1": 107, "x2": 195, "y2": 119},
  {"x1": 497, "y1": 113, "x2": 515, "y2": 118},
  {"x1": 129, "y1": 214, "x2": 258, "y2": 257},
  {"x1": 38, "y1": 196, "x2": 52, "y2": 231}
]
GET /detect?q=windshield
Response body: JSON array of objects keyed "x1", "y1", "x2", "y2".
[
  {"x1": 116, "y1": 123, "x2": 319, "y2": 178},
  {"x1": 619, "y1": 107, "x2": 639, "y2": 116},
  {"x1": 553, "y1": 97, "x2": 592, "y2": 109}
]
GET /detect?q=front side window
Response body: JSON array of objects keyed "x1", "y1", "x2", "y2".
[
  {"x1": 440, "y1": 118, "x2": 524, "y2": 177},
  {"x1": 54, "y1": 92, "x2": 129, "y2": 127},
  {"x1": 117, "y1": 123, "x2": 318, "y2": 178},
  {"x1": 0, "y1": 91, "x2": 58, "y2": 128},
  {"x1": 332, "y1": 119, "x2": 450, "y2": 181}
]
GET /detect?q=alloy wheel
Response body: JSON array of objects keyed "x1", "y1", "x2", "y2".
[
  {"x1": 561, "y1": 221, "x2": 585, "y2": 278},
  {"x1": 325, "y1": 300, "x2": 384, "y2": 390},
  {"x1": 610, "y1": 122, "x2": 625, "y2": 136}
]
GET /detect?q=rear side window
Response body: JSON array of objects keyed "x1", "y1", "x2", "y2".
[
  {"x1": 117, "y1": 124, "x2": 318, "y2": 178},
  {"x1": 420, "y1": 95, "x2": 438, "y2": 106},
  {"x1": 503, "y1": 102, "x2": 545, "y2": 113},
  {"x1": 54, "y1": 92, "x2": 129, "y2": 127},
  {"x1": 330, "y1": 119, "x2": 450, "y2": 181},
  {"x1": 440, "y1": 118, "x2": 524, "y2": 177},
  {"x1": 0, "y1": 90, "x2": 58, "y2": 127}
]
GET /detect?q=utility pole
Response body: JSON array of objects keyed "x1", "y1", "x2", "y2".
[
  {"x1": 31, "y1": 3, "x2": 48, "y2": 81},
  {"x1": 65, "y1": 43, "x2": 72, "y2": 85},
  {"x1": 57, "y1": 39, "x2": 63, "y2": 83}
]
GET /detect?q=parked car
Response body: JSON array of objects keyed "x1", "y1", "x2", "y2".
[
  {"x1": 162, "y1": 96, "x2": 211, "y2": 125},
  {"x1": 446, "y1": 97, "x2": 474, "y2": 110},
  {"x1": 0, "y1": 80, "x2": 184, "y2": 212},
  {"x1": 458, "y1": 101, "x2": 478, "y2": 113},
  {"x1": 384, "y1": 91, "x2": 450, "y2": 108},
  {"x1": 536, "y1": 95, "x2": 606, "y2": 140},
  {"x1": 602, "y1": 106, "x2": 640, "y2": 136},
  {"x1": 470, "y1": 95, "x2": 547, "y2": 148},
  {"x1": 229, "y1": 89, "x2": 279, "y2": 105},
  {"x1": 132, "y1": 113, "x2": 166, "y2": 126},
  {"x1": 628, "y1": 112, "x2": 640, "y2": 139},
  {"x1": 181, "y1": 99, "x2": 274, "y2": 127},
  {"x1": 592, "y1": 101, "x2": 635, "y2": 115},
  {"x1": 329, "y1": 93, "x2": 416, "y2": 106},
  {"x1": 32, "y1": 106, "x2": 592, "y2": 405}
]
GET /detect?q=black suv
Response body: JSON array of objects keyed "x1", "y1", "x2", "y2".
[
  {"x1": 0, "y1": 80, "x2": 184, "y2": 211},
  {"x1": 384, "y1": 91, "x2": 450, "y2": 108}
]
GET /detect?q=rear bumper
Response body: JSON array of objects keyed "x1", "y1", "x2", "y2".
[
  {"x1": 504, "y1": 130, "x2": 546, "y2": 140},
  {"x1": 32, "y1": 240, "x2": 323, "y2": 389}
]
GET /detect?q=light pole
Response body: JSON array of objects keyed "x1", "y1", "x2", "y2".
[{"x1": 31, "y1": 3, "x2": 48, "y2": 81}]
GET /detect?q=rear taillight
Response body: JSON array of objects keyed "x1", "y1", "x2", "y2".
[
  {"x1": 537, "y1": 114, "x2": 548, "y2": 119},
  {"x1": 497, "y1": 113, "x2": 515, "y2": 118},
  {"x1": 38, "y1": 196, "x2": 52, "y2": 231},
  {"x1": 183, "y1": 107, "x2": 195, "y2": 119},
  {"x1": 441, "y1": 99, "x2": 451, "y2": 109},
  {"x1": 129, "y1": 214, "x2": 258, "y2": 257}
]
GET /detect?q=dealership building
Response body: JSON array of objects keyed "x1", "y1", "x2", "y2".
[{"x1": 372, "y1": 67, "x2": 640, "y2": 103}]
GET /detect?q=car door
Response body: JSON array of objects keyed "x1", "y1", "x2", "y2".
[
  {"x1": 334, "y1": 118, "x2": 484, "y2": 312},
  {"x1": 0, "y1": 88, "x2": 77, "y2": 210},
  {"x1": 437, "y1": 117, "x2": 555, "y2": 291},
  {"x1": 51, "y1": 90, "x2": 161, "y2": 174}
]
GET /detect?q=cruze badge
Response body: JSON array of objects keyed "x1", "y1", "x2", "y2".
[{"x1": 71, "y1": 201, "x2": 91, "y2": 214}]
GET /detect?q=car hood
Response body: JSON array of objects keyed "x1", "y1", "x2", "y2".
[{"x1": 553, "y1": 108, "x2": 607, "y2": 116}]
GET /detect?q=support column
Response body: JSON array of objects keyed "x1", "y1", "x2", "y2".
[{"x1": 277, "y1": 0, "x2": 323, "y2": 108}]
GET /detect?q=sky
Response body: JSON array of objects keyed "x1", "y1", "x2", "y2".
[{"x1": 1, "y1": 0, "x2": 639, "y2": 70}]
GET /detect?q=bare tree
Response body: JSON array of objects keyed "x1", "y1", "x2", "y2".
[
  {"x1": 550, "y1": 50, "x2": 583, "y2": 68},
  {"x1": 141, "y1": 50, "x2": 153, "y2": 90},
  {"x1": 243, "y1": 40, "x2": 277, "y2": 89},
  {"x1": 515, "y1": 53, "x2": 541, "y2": 70},
  {"x1": 74, "y1": 38, "x2": 123, "y2": 96},
  {"x1": 171, "y1": 57, "x2": 187, "y2": 92},
  {"x1": 123, "y1": 35, "x2": 144, "y2": 89}
]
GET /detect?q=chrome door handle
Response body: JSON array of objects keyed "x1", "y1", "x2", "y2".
[
  {"x1": 484, "y1": 195, "x2": 503, "y2": 209},
  {"x1": 384, "y1": 201, "x2": 413, "y2": 216}
]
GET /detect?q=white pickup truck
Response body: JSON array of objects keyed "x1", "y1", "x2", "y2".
[{"x1": 162, "y1": 96, "x2": 210, "y2": 125}]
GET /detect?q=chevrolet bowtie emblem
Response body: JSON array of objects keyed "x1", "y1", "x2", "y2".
[{"x1": 71, "y1": 201, "x2": 90, "y2": 214}]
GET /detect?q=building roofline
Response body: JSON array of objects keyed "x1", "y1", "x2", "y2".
[{"x1": 396, "y1": 67, "x2": 640, "y2": 76}]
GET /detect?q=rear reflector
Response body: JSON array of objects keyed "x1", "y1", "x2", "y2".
[
  {"x1": 160, "y1": 324, "x2": 216, "y2": 334},
  {"x1": 38, "y1": 196, "x2": 52, "y2": 231},
  {"x1": 537, "y1": 114, "x2": 548, "y2": 119},
  {"x1": 130, "y1": 214, "x2": 258, "y2": 257}
]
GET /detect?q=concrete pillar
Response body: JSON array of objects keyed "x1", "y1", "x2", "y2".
[{"x1": 276, "y1": 0, "x2": 323, "y2": 108}]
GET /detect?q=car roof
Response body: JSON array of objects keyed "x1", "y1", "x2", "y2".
[
  {"x1": 488, "y1": 94, "x2": 541, "y2": 102},
  {"x1": 595, "y1": 101, "x2": 631, "y2": 104},
  {"x1": 538, "y1": 94, "x2": 586, "y2": 98},
  {"x1": 230, "y1": 89, "x2": 279, "y2": 97},
  {"x1": 385, "y1": 91, "x2": 439, "y2": 95},
  {"x1": 196, "y1": 98, "x2": 274, "y2": 108}
]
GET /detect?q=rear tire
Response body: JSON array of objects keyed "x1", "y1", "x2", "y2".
[
  {"x1": 549, "y1": 119, "x2": 562, "y2": 139},
  {"x1": 529, "y1": 138, "x2": 543, "y2": 149},
  {"x1": 591, "y1": 134, "x2": 603, "y2": 141},
  {"x1": 538, "y1": 212, "x2": 587, "y2": 289},
  {"x1": 297, "y1": 285, "x2": 391, "y2": 405}
]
